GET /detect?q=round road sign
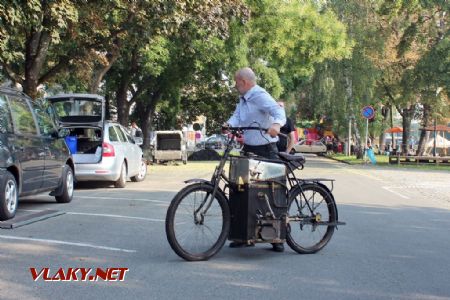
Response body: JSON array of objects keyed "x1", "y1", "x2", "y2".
[{"x1": 362, "y1": 105, "x2": 375, "y2": 119}]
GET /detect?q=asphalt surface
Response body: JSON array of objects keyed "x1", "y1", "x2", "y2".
[{"x1": 0, "y1": 156, "x2": 449, "y2": 300}]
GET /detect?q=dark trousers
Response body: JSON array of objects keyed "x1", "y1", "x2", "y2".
[{"x1": 242, "y1": 143, "x2": 279, "y2": 159}]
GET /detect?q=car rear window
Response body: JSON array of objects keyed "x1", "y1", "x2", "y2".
[{"x1": 50, "y1": 97, "x2": 102, "y2": 123}]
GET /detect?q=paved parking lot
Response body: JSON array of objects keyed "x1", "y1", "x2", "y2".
[{"x1": 1, "y1": 158, "x2": 449, "y2": 300}]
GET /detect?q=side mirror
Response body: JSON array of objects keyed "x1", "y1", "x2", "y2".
[{"x1": 134, "y1": 137, "x2": 143, "y2": 146}]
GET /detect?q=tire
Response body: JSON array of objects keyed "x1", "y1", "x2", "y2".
[
  {"x1": 286, "y1": 183, "x2": 337, "y2": 254},
  {"x1": 114, "y1": 163, "x2": 127, "y2": 188},
  {"x1": 131, "y1": 160, "x2": 147, "y2": 182},
  {"x1": 55, "y1": 165, "x2": 74, "y2": 203},
  {"x1": 0, "y1": 171, "x2": 18, "y2": 221},
  {"x1": 165, "y1": 183, "x2": 230, "y2": 261}
]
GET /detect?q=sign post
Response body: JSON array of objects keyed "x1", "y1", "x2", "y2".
[{"x1": 361, "y1": 106, "x2": 375, "y2": 163}]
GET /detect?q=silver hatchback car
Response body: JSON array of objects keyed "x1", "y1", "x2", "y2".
[{"x1": 47, "y1": 94, "x2": 147, "y2": 187}]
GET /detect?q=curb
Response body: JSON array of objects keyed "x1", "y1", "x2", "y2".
[{"x1": 324, "y1": 155, "x2": 352, "y2": 165}]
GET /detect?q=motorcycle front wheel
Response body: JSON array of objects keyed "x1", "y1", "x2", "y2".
[{"x1": 165, "y1": 183, "x2": 230, "y2": 261}]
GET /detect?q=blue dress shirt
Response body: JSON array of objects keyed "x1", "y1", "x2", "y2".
[{"x1": 227, "y1": 85, "x2": 286, "y2": 146}]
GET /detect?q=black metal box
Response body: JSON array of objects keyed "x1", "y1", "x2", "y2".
[{"x1": 228, "y1": 157, "x2": 288, "y2": 243}]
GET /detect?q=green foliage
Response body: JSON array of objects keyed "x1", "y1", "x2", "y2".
[
  {"x1": 247, "y1": 0, "x2": 352, "y2": 84},
  {"x1": 0, "y1": 0, "x2": 447, "y2": 146},
  {"x1": 252, "y1": 62, "x2": 283, "y2": 98}
]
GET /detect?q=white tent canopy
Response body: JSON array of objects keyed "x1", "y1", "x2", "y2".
[{"x1": 424, "y1": 134, "x2": 450, "y2": 155}]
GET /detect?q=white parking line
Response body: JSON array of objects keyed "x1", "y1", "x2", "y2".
[
  {"x1": 382, "y1": 186, "x2": 410, "y2": 199},
  {"x1": 20, "y1": 209, "x2": 165, "y2": 222},
  {"x1": 66, "y1": 212, "x2": 165, "y2": 222},
  {"x1": 76, "y1": 195, "x2": 169, "y2": 204},
  {"x1": 0, "y1": 235, "x2": 136, "y2": 253}
]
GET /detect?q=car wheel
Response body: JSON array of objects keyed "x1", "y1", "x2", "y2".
[
  {"x1": 131, "y1": 160, "x2": 147, "y2": 182},
  {"x1": 0, "y1": 171, "x2": 18, "y2": 221},
  {"x1": 114, "y1": 163, "x2": 127, "y2": 188},
  {"x1": 55, "y1": 165, "x2": 74, "y2": 203}
]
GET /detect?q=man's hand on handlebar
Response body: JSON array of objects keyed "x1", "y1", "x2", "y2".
[
  {"x1": 267, "y1": 123, "x2": 281, "y2": 138},
  {"x1": 223, "y1": 123, "x2": 283, "y2": 138}
]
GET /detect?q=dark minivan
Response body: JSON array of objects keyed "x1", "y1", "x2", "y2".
[{"x1": 0, "y1": 87, "x2": 74, "y2": 221}]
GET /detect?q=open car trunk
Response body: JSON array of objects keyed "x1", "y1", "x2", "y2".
[
  {"x1": 46, "y1": 93, "x2": 106, "y2": 164},
  {"x1": 65, "y1": 127, "x2": 103, "y2": 164}
]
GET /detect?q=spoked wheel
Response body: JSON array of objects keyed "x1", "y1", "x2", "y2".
[
  {"x1": 286, "y1": 183, "x2": 337, "y2": 254},
  {"x1": 165, "y1": 183, "x2": 230, "y2": 261}
]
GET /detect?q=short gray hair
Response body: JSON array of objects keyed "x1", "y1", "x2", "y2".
[{"x1": 236, "y1": 67, "x2": 256, "y2": 83}]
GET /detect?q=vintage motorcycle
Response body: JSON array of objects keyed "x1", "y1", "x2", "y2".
[{"x1": 165, "y1": 127, "x2": 345, "y2": 261}]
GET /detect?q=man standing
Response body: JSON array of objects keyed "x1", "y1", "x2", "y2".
[
  {"x1": 226, "y1": 67, "x2": 286, "y2": 160},
  {"x1": 130, "y1": 121, "x2": 143, "y2": 138},
  {"x1": 224, "y1": 67, "x2": 286, "y2": 252},
  {"x1": 276, "y1": 102, "x2": 296, "y2": 153}
]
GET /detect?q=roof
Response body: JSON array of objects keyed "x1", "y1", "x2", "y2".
[
  {"x1": 46, "y1": 93, "x2": 104, "y2": 100},
  {"x1": 0, "y1": 87, "x2": 32, "y2": 99},
  {"x1": 420, "y1": 125, "x2": 450, "y2": 132}
]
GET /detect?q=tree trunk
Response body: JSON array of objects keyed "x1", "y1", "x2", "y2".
[
  {"x1": 23, "y1": 29, "x2": 51, "y2": 99},
  {"x1": 140, "y1": 91, "x2": 161, "y2": 148},
  {"x1": 89, "y1": 49, "x2": 120, "y2": 93},
  {"x1": 141, "y1": 102, "x2": 157, "y2": 149},
  {"x1": 417, "y1": 104, "x2": 432, "y2": 155},
  {"x1": 399, "y1": 104, "x2": 415, "y2": 155},
  {"x1": 116, "y1": 76, "x2": 132, "y2": 126},
  {"x1": 105, "y1": 94, "x2": 111, "y2": 121},
  {"x1": 379, "y1": 105, "x2": 391, "y2": 154}
]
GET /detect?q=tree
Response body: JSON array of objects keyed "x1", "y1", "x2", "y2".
[
  {"x1": 372, "y1": 0, "x2": 449, "y2": 154},
  {"x1": 247, "y1": 0, "x2": 352, "y2": 89},
  {"x1": 297, "y1": 0, "x2": 381, "y2": 157},
  {"x1": 103, "y1": 0, "x2": 248, "y2": 147},
  {"x1": 0, "y1": 0, "x2": 78, "y2": 98},
  {"x1": 413, "y1": 35, "x2": 449, "y2": 154}
]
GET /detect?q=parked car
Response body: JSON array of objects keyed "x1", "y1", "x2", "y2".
[
  {"x1": 197, "y1": 134, "x2": 228, "y2": 150},
  {"x1": 227, "y1": 132, "x2": 244, "y2": 149},
  {"x1": 291, "y1": 139, "x2": 327, "y2": 155},
  {"x1": 46, "y1": 94, "x2": 147, "y2": 188},
  {"x1": 0, "y1": 88, "x2": 74, "y2": 221}
]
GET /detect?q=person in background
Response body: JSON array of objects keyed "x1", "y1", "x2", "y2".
[
  {"x1": 276, "y1": 101, "x2": 296, "y2": 154},
  {"x1": 130, "y1": 121, "x2": 143, "y2": 138}
]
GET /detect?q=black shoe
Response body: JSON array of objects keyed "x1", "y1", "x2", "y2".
[
  {"x1": 229, "y1": 241, "x2": 255, "y2": 248},
  {"x1": 271, "y1": 243, "x2": 284, "y2": 252}
]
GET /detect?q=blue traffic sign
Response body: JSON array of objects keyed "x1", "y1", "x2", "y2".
[{"x1": 362, "y1": 105, "x2": 375, "y2": 119}]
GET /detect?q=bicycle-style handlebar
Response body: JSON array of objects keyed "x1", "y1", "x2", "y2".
[{"x1": 223, "y1": 126, "x2": 287, "y2": 138}]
